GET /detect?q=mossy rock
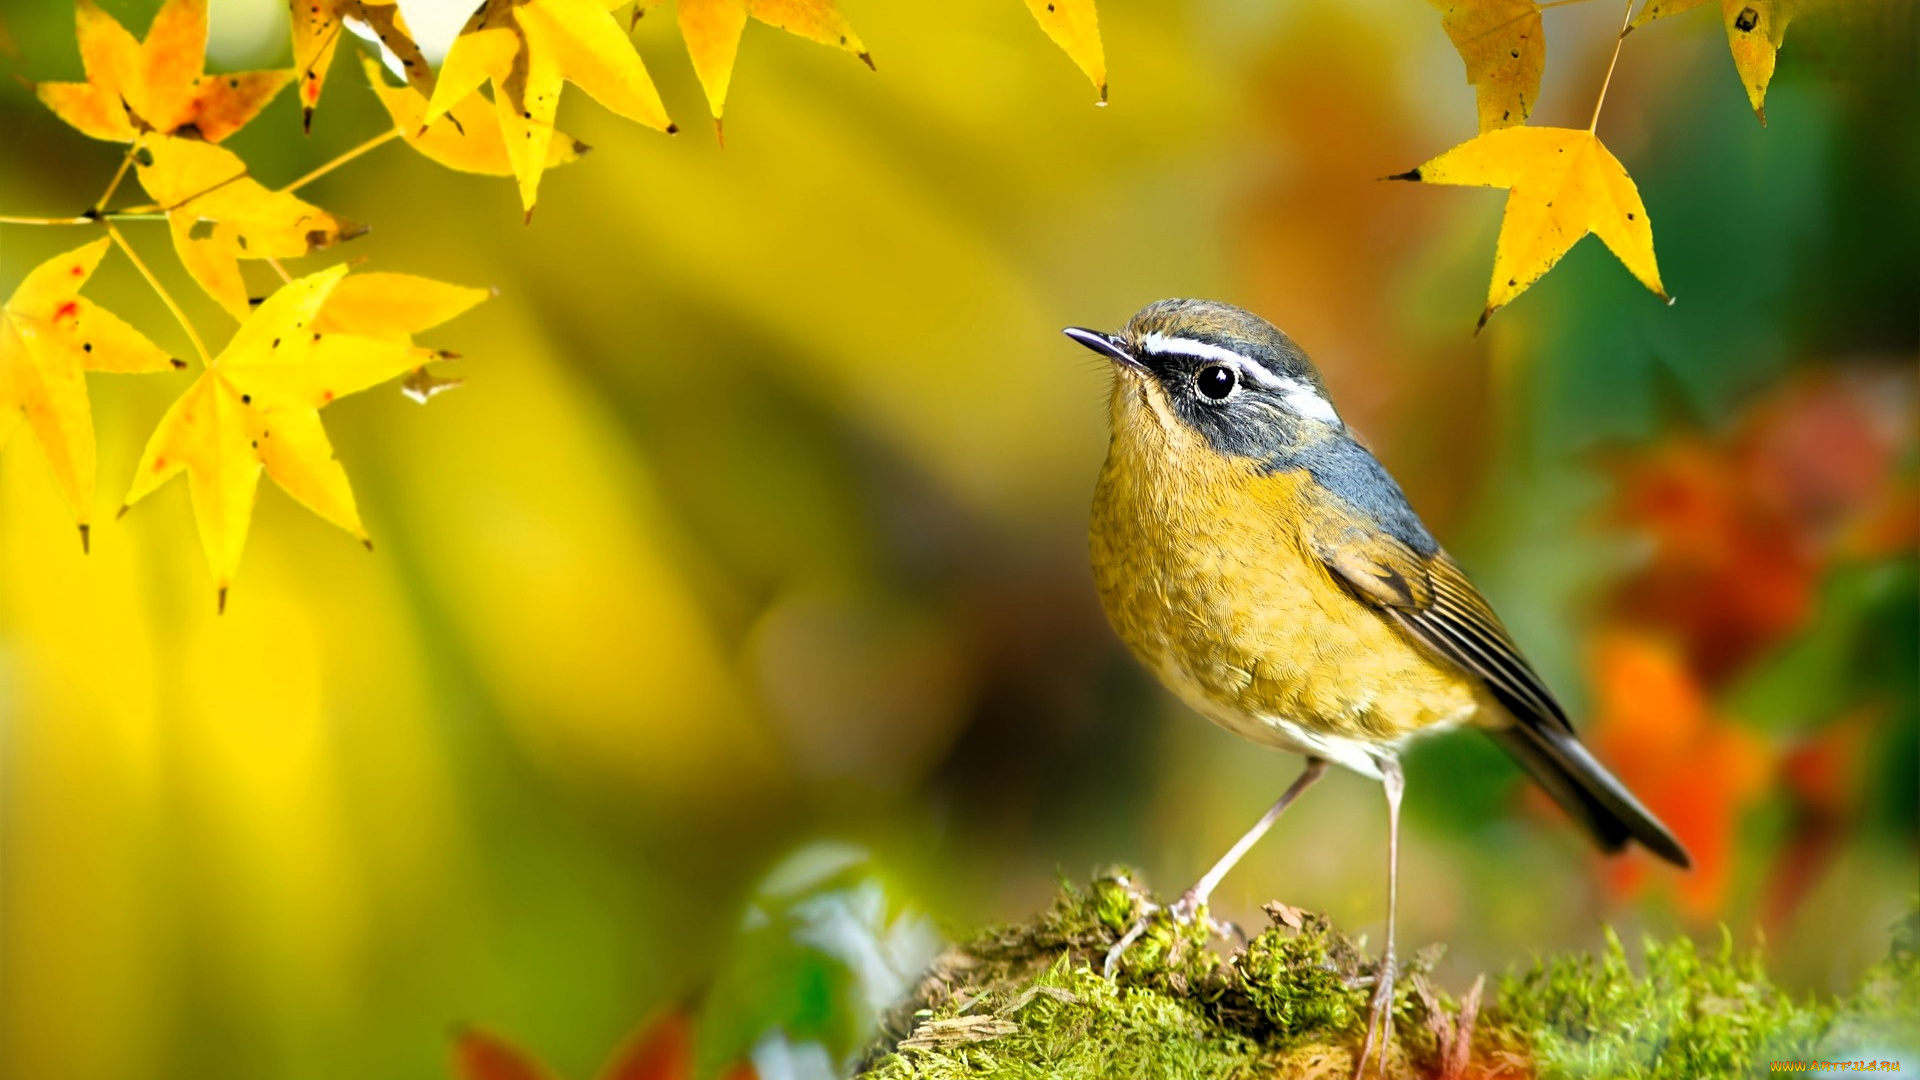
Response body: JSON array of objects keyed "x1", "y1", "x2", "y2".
[{"x1": 857, "y1": 873, "x2": 1919, "y2": 1080}]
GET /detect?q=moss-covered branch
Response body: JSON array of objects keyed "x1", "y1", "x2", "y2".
[{"x1": 857, "y1": 873, "x2": 1919, "y2": 1079}]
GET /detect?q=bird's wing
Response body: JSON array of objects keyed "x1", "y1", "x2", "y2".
[
  {"x1": 1307, "y1": 512, "x2": 1574, "y2": 736},
  {"x1": 1291, "y1": 447, "x2": 1688, "y2": 865}
]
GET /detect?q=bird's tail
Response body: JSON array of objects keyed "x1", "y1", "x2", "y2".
[{"x1": 1489, "y1": 723, "x2": 1692, "y2": 869}]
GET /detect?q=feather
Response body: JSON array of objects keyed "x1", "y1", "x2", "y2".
[{"x1": 1302, "y1": 453, "x2": 1691, "y2": 868}]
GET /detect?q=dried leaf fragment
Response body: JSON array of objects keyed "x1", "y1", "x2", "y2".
[
  {"x1": 1428, "y1": 0, "x2": 1544, "y2": 131},
  {"x1": 900, "y1": 1015, "x2": 1019, "y2": 1050},
  {"x1": 0, "y1": 238, "x2": 176, "y2": 536},
  {"x1": 401, "y1": 366, "x2": 464, "y2": 404},
  {"x1": 1394, "y1": 127, "x2": 1666, "y2": 329},
  {"x1": 134, "y1": 135, "x2": 366, "y2": 320},
  {"x1": 425, "y1": 0, "x2": 675, "y2": 217},
  {"x1": 1024, "y1": 0, "x2": 1106, "y2": 102},
  {"x1": 37, "y1": 0, "x2": 291, "y2": 143},
  {"x1": 121, "y1": 266, "x2": 484, "y2": 605},
  {"x1": 1632, "y1": 0, "x2": 1794, "y2": 123}
]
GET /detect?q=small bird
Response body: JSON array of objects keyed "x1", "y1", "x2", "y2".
[{"x1": 1065, "y1": 299, "x2": 1690, "y2": 1076}]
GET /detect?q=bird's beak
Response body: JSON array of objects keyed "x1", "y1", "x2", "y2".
[{"x1": 1063, "y1": 327, "x2": 1146, "y2": 372}]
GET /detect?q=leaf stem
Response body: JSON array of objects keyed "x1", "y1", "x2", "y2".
[
  {"x1": 265, "y1": 257, "x2": 293, "y2": 284},
  {"x1": 1589, "y1": 0, "x2": 1635, "y2": 134},
  {"x1": 0, "y1": 209, "x2": 173, "y2": 226},
  {"x1": 281, "y1": 128, "x2": 402, "y2": 194},
  {"x1": 93, "y1": 143, "x2": 139, "y2": 213},
  {"x1": 1539, "y1": 0, "x2": 1607, "y2": 9},
  {"x1": 106, "y1": 221, "x2": 211, "y2": 367}
]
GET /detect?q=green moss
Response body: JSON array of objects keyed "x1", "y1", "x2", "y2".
[
  {"x1": 1234, "y1": 908, "x2": 1370, "y2": 1040},
  {"x1": 858, "y1": 875, "x2": 1920, "y2": 1080},
  {"x1": 1485, "y1": 928, "x2": 1829, "y2": 1078}
]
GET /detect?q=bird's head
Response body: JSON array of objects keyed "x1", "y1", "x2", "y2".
[{"x1": 1065, "y1": 299, "x2": 1343, "y2": 463}]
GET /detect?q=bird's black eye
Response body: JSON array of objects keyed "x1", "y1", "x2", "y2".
[{"x1": 1196, "y1": 364, "x2": 1237, "y2": 400}]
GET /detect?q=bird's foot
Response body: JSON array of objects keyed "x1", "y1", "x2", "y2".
[
  {"x1": 1104, "y1": 889, "x2": 1244, "y2": 979},
  {"x1": 1102, "y1": 902, "x2": 1159, "y2": 979},
  {"x1": 1169, "y1": 888, "x2": 1245, "y2": 944},
  {"x1": 1351, "y1": 949, "x2": 1397, "y2": 1080}
]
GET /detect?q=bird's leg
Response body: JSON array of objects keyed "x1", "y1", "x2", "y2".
[
  {"x1": 1353, "y1": 755, "x2": 1405, "y2": 1080},
  {"x1": 1170, "y1": 758, "x2": 1329, "y2": 923},
  {"x1": 1105, "y1": 758, "x2": 1328, "y2": 978}
]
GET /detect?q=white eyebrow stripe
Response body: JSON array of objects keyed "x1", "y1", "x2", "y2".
[
  {"x1": 1275, "y1": 377, "x2": 1342, "y2": 425},
  {"x1": 1137, "y1": 332, "x2": 1343, "y2": 426},
  {"x1": 1137, "y1": 331, "x2": 1254, "y2": 368}
]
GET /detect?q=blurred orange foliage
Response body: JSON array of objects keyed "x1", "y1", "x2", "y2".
[
  {"x1": 1602, "y1": 368, "x2": 1915, "y2": 684},
  {"x1": 1585, "y1": 627, "x2": 1774, "y2": 919}
]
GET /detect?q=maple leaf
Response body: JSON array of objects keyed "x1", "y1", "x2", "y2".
[
  {"x1": 121, "y1": 265, "x2": 486, "y2": 610},
  {"x1": 134, "y1": 135, "x2": 367, "y2": 321},
  {"x1": 361, "y1": 55, "x2": 589, "y2": 179},
  {"x1": 291, "y1": 0, "x2": 432, "y2": 132},
  {"x1": 425, "y1": 0, "x2": 676, "y2": 218},
  {"x1": 1393, "y1": 126, "x2": 1667, "y2": 329},
  {"x1": 1632, "y1": 0, "x2": 1793, "y2": 124},
  {"x1": 0, "y1": 238, "x2": 179, "y2": 547},
  {"x1": 1428, "y1": 0, "x2": 1544, "y2": 132},
  {"x1": 36, "y1": 0, "x2": 291, "y2": 144},
  {"x1": 1583, "y1": 627, "x2": 1774, "y2": 919},
  {"x1": 675, "y1": 0, "x2": 873, "y2": 138},
  {"x1": 1024, "y1": 0, "x2": 1107, "y2": 103}
]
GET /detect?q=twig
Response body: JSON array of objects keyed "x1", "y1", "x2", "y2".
[
  {"x1": 1589, "y1": 0, "x2": 1635, "y2": 134},
  {"x1": 106, "y1": 221, "x2": 210, "y2": 366},
  {"x1": 280, "y1": 128, "x2": 401, "y2": 193}
]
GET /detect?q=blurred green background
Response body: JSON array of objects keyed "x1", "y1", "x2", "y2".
[{"x1": 0, "y1": 0, "x2": 1914, "y2": 1077}]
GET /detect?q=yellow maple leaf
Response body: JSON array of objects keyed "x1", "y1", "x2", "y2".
[
  {"x1": 425, "y1": 0, "x2": 676, "y2": 219},
  {"x1": 291, "y1": 0, "x2": 432, "y2": 132},
  {"x1": 1024, "y1": 0, "x2": 1106, "y2": 103},
  {"x1": 1, "y1": 238, "x2": 180, "y2": 546},
  {"x1": 36, "y1": 0, "x2": 291, "y2": 144},
  {"x1": 1632, "y1": 0, "x2": 1793, "y2": 123},
  {"x1": 134, "y1": 135, "x2": 367, "y2": 321},
  {"x1": 361, "y1": 54, "x2": 588, "y2": 178},
  {"x1": 674, "y1": 0, "x2": 872, "y2": 137},
  {"x1": 1428, "y1": 0, "x2": 1544, "y2": 132},
  {"x1": 122, "y1": 265, "x2": 488, "y2": 610},
  {"x1": 1394, "y1": 126, "x2": 1668, "y2": 330}
]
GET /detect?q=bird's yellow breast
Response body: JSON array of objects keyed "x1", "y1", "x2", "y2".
[{"x1": 1090, "y1": 382, "x2": 1487, "y2": 756}]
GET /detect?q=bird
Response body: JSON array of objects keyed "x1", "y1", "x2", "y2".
[{"x1": 1064, "y1": 299, "x2": 1691, "y2": 1077}]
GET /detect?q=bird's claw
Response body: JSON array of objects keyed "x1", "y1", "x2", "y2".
[
  {"x1": 1102, "y1": 902, "x2": 1160, "y2": 979},
  {"x1": 1105, "y1": 890, "x2": 1244, "y2": 979},
  {"x1": 1351, "y1": 951, "x2": 1398, "y2": 1080}
]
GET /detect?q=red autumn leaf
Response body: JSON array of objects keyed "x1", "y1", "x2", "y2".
[
  {"x1": 450, "y1": 1010, "x2": 751, "y2": 1080},
  {"x1": 600, "y1": 1010, "x2": 694, "y2": 1080},
  {"x1": 453, "y1": 1029, "x2": 556, "y2": 1080}
]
